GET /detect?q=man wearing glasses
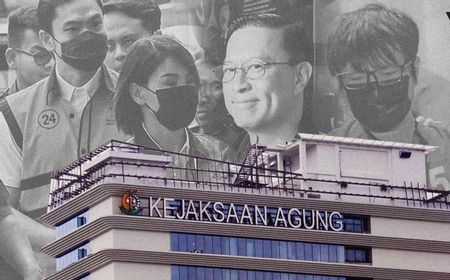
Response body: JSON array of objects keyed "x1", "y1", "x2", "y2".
[
  {"x1": 222, "y1": 14, "x2": 313, "y2": 149},
  {"x1": 3, "y1": 6, "x2": 54, "y2": 98},
  {"x1": 328, "y1": 4, "x2": 450, "y2": 189}
]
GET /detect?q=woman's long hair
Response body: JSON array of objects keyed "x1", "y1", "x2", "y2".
[{"x1": 114, "y1": 35, "x2": 200, "y2": 135}]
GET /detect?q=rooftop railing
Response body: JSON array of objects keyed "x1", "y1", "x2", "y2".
[{"x1": 48, "y1": 140, "x2": 450, "y2": 211}]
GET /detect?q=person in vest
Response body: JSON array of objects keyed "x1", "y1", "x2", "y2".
[
  {"x1": 103, "y1": 0, "x2": 161, "y2": 73},
  {"x1": 114, "y1": 35, "x2": 228, "y2": 179},
  {"x1": 327, "y1": 4, "x2": 450, "y2": 189},
  {"x1": 2, "y1": 6, "x2": 54, "y2": 99},
  {"x1": 0, "y1": 0, "x2": 127, "y2": 278}
]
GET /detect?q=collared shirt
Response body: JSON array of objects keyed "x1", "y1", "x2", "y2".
[
  {"x1": 0, "y1": 69, "x2": 101, "y2": 188},
  {"x1": 55, "y1": 67, "x2": 102, "y2": 116}
]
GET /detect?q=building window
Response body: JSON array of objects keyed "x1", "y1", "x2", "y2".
[
  {"x1": 56, "y1": 210, "x2": 90, "y2": 239},
  {"x1": 56, "y1": 243, "x2": 90, "y2": 271},
  {"x1": 171, "y1": 265, "x2": 372, "y2": 280},
  {"x1": 345, "y1": 247, "x2": 371, "y2": 264},
  {"x1": 78, "y1": 248, "x2": 88, "y2": 259},
  {"x1": 171, "y1": 233, "x2": 372, "y2": 264},
  {"x1": 77, "y1": 216, "x2": 87, "y2": 227},
  {"x1": 343, "y1": 215, "x2": 370, "y2": 233}
]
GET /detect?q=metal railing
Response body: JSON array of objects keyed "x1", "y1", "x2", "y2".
[{"x1": 48, "y1": 140, "x2": 450, "y2": 211}]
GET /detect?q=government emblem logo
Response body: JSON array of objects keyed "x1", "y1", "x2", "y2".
[{"x1": 119, "y1": 190, "x2": 143, "y2": 215}]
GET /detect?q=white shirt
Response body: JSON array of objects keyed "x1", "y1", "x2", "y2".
[
  {"x1": 0, "y1": 68, "x2": 102, "y2": 189},
  {"x1": 55, "y1": 67, "x2": 102, "y2": 116}
]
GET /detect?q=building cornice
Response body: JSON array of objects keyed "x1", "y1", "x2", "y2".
[
  {"x1": 42, "y1": 184, "x2": 450, "y2": 227},
  {"x1": 44, "y1": 249, "x2": 450, "y2": 280}
]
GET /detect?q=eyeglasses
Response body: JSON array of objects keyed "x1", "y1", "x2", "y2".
[
  {"x1": 13, "y1": 48, "x2": 53, "y2": 66},
  {"x1": 336, "y1": 61, "x2": 413, "y2": 90},
  {"x1": 222, "y1": 59, "x2": 293, "y2": 83}
]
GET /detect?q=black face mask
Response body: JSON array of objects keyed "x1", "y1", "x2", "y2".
[
  {"x1": 143, "y1": 85, "x2": 199, "y2": 131},
  {"x1": 53, "y1": 31, "x2": 108, "y2": 71},
  {"x1": 345, "y1": 77, "x2": 411, "y2": 133}
]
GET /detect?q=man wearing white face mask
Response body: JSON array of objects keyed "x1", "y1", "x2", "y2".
[{"x1": 327, "y1": 4, "x2": 450, "y2": 190}]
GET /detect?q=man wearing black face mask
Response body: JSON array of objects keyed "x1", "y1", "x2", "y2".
[
  {"x1": 0, "y1": 0, "x2": 127, "y2": 278},
  {"x1": 328, "y1": 4, "x2": 450, "y2": 190}
]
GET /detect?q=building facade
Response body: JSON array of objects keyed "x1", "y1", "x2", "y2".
[{"x1": 42, "y1": 135, "x2": 450, "y2": 280}]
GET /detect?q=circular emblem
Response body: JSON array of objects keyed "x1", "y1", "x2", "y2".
[
  {"x1": 120, "y1": 191, "x2": 143, "y2": 215},
  {"x1": 38, "y1": 109, "x2": 59, "y2": 129}
]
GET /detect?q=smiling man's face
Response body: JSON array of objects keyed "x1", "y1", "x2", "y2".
[{"x1": 222, "y1": 26, "x2": 300, "y2": 132}]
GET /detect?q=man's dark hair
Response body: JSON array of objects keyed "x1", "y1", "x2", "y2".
[
  {"x1": 226, "y1": 13, "x2": 316, "y2": 133},
  {"x1": 327, "y1": 3, "x2": 419, "y2": 79},
  {"x1": 7, "y1": 6, "x2": 40, "y2": 48},
  {"x1": 37, "y1": 0, "x2": 104, "y2": 34},
  {"x1": 115, "y1": 35, "x2": 200, "y2": 135},
  {"x1": 227, "y1": 13, "x2": 313, "y2": 65},
  {"x1": 104, "y1": 0, "x2": 161, "y2": 34}
]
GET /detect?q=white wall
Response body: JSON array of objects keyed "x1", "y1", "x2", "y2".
[
  {"x1": 90, "y1": 196, "x2": 121, "y2": 222},
  {"x1": 373, "y1": 248, "x2": 450, "y2": 273},
  {"x1": 371, "y1": 216, "x2": 450, "y2": 242},
  {"x1": 91, "y1": 262, "x2": 171, "y2": 280},
  {"x1": 90, "y1": 229, "x2": 170, "y2": 253}
]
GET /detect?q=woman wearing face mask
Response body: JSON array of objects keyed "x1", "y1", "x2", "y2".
[{"x1": 114, "y1": 35, "x2": 228, "y2": 174}]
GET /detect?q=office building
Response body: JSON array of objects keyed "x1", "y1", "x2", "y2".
[{"x1": 42, "y1": 135, "x2": 450, "y2": 280}]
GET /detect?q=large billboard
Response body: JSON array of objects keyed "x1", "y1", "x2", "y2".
[{"x1": 0, "y1": 0, "x2": 449, "y2": 279}]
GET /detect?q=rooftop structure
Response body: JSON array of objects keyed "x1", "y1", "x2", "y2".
[{"x1": 47, "y1": 135, "x2": 447, "y2": 213}]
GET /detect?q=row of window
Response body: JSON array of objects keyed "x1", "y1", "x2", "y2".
[
  {"x1": 172, "y1": 266, "x2": 371, "y2": 280},
  {"x1": 56, "y1": 210, "x2": 89, "y2": 238},
  {"x1": 171, "y1": 233, "x2": 371, "y2": 264},
  {"x1": 136, "y1": 199, "x2": 370, "y2": 233},
  {"x1": 56, "y1": 243, "x2": 90, "y2": 271}
]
